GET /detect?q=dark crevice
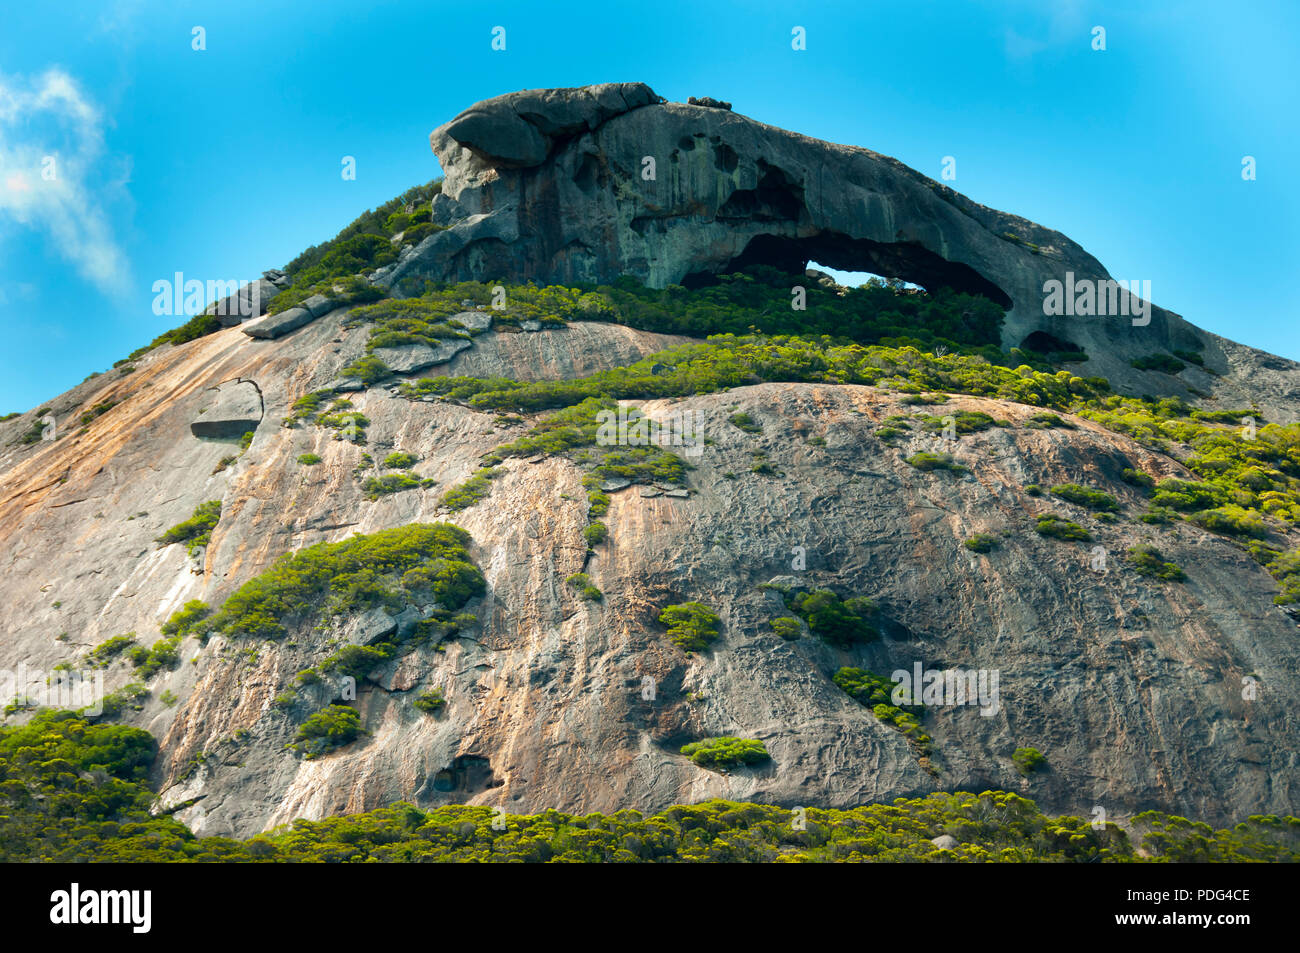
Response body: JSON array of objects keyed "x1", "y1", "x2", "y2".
[{"x1": 695, "y1": 231, "x2": 1013, "y2": 307}]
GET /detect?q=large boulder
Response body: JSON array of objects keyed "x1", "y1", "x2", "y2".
[
  {"x1": 241, "y1": 307, "x2": 315, "y2": 340},
  {"x1": 430, "y1": 82, "x2": 660, "y2": 167},
  {"x1": 190, "y1": 379, "x2": 262, "y2": 438}
]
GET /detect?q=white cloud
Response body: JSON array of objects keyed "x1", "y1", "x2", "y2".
[
  {"x1": 0, "y1": 68, "x2": 129, "y2": 294},
  {"x1": 1003, "y1": 0, "x2": 1087, "y2": 61}
]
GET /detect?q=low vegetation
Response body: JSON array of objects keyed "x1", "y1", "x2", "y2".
[
  {"x1": 658, "y1": 602, "x2": 721, "y2": 652},
  {"x1": 2, "y1": 712, "x2": 1295, "y2": 861},
  {"x1": 1126, "y1": 545, "x2": 1187, "y2": 581},
  {"x1": 1013, "y1": 747, "x2": 1048, "y2": 776},
  {"x1": 781, "y1": 589, "x2": 878, "y2": 647},
  {"x1": 362, "y1": 472, "x2": 435, "y2": 500},
  {"x1": 291, "y1": 705, "x2": 364, "y2": 759},
  {"x1": 679, "y1": 737, "x2": 771, "y2": 770},
  {"x1": 963, "y1": 533, "x2": 999, "y2": 553},
  {"x1": 187, "y1": 524, "x2": 484, "y2": 640},
  {"x1": 155, "y1": 500, "x2": 221, "y2": 557},
  {"x1": 1049, "y1": 483, "x2": 1119, "y2": 512},
  {"x1": 1034, "y1": 515, "x2": 1092, "y2": 541}
]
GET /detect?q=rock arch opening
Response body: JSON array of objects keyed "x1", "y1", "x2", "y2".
[{"x1": 686, "y1": 232, "x2": 1013, "y2": 308}]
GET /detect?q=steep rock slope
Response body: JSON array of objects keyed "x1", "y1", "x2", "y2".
[{"x1": 2, "y1": 313, "x2": 1297, "y2": 836}]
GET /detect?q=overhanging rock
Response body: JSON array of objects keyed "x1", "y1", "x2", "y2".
[{"x1": 378, "y1": 82, "x2": 1222, "y2": 397}]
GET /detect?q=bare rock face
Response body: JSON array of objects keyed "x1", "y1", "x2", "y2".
[
  {"x1": 378, "y1": 83, "x2": 1300, "y2": 421},
  {"x1": 2, "y1": 309, "x2": 1298, "y2": 838}
]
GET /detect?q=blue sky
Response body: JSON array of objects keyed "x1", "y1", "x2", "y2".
[{"x1": 1, "y1": 0, "x2": 1296, "y2": 412}]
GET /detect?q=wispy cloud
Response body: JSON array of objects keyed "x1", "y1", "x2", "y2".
[
  {"x1": 1003, "y1": 0, "x2": 1088, "y2": 61},
  {"x1": 0, "y1": 68, "x2": 130, "y2": 294}
]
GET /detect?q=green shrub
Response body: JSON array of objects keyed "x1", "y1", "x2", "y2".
[
  {"x1": 292, "y1": 705, "x2": 364, "y2": 759},
  {"x1": 1034, "y1": 515, "x2": 1091, "y2": 541},
  {"x1": 1127, "y1": 545, "x2": 1187, "y2": 581},
  {"x1": 1050, "y1": 483, "x2": 1119, "y2": 512},
  {"x1": 362, "y1": 472, "x2": 433, "y2": 500},
  {"x1": 1188, "y1": 504, "x2": 1267, "y2": 539},
  {"x1": 155, "y1": 500, "x2": 222, "y2": 556},
  {"x1": 921, "y1": 411, "x2": 998, "y2": 434},
  {"x1": 413, "y1": 688, "x2": 446, "y2": 714},
  {"x1": 440, "y1": 467, "x2": 500, "y2": 511},
  {"x1": 658, "y1": 601, "x2": 721, "y2": 651},
  {"x1": 129, "y1": 635, "x2": 182, "y2": 680},
  {"x1": 339, "y1": 355, "x2": 391, "y2": 385},
  {"x1": 1012, "y1": 747, "x2": 1047, "y2": 776},
  {"x1": 87, "y1": 634, "x2": 137, "y2": 668},
  {"x1": 905, "y1": 452, "x2": 968, "y2": 474},
  {"x1": 728, "y1": 411, "x2": 762, "y2": 434},
  {"x1": 1138, "y1": 506, "x2": 1178, "y2": 525},
  {"x1": 1131, "y1": 353, "x2": 1186, "y2": 374},
  {"x1": 161, "y1": 600, "x2": 212, "y2": 640},
  {"x1": 1024, "y1": 484, "x2": 1043, "y2": 496},
  {"x1": 833, "y1": 667, "x2": 933, "y2": 758},
  {"x1": 583, "y1": 522, "x2": 609, "y2": 547},
  {"x1": 206, "y1": 523, "x2": 484, "y2": 639},
  {"x1": 565, "y1": 573, "x2": 603, "y2": 601},
  {"x1": 382, "y1": 451, "x2": 418, "y2": 469},
  {"x1": 768, "y1": 617, "x2": 802, "y2": 640},
  {"x1": 680, "y1": 737, "x2": 770, "y2": 770},
  {"x1": 1151, "y1": 478, "x2": 1229, "y2": 513},
  {"x1": 786, "y1": 590, "x2": 877, "y2": 647},
  {"x1": 92, "y1": 683, "x2": 149, "y2": 720},
  {"x1": 1025, "y1": 412, "x2": 1072, "y2": 429},
  {"x1": 964, "y1": 533, "x2": 999, "y2": 553},
  {"x1": 321, "y1": 644, "x2": 391, "y2": 679},
  {"x1": 297, "y1": 453, "x2": 323, "y2": 466},
  {"x1": 1121, "y1": 468, "x2": 1155, "y2": 489}
]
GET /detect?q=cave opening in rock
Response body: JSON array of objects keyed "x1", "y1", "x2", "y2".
[
  {"x1": 685, "y1": 232, "x2": 1013, "y2": 309},
  {"x1": 806, "y1": 262, "x2": 922, "y2": 291}
]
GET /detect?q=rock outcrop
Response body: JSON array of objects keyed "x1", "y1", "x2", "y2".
[{"x1": 374, "y1": 83, "x2": 1300, "y2": 420}]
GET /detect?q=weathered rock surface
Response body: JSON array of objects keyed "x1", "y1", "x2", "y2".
[
  {"x1": 376, "y1": 83, "x2": 1300, "y2": 422},
  {"x1": 449, "y1": 310, "x2": 492, "y2": 332},
  {"x1": 1, "y1": 308, "x2": 1298, "y2": 837},
  {"x1": 373, "y1": 339, "x2": 473, "y2": 374}
]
